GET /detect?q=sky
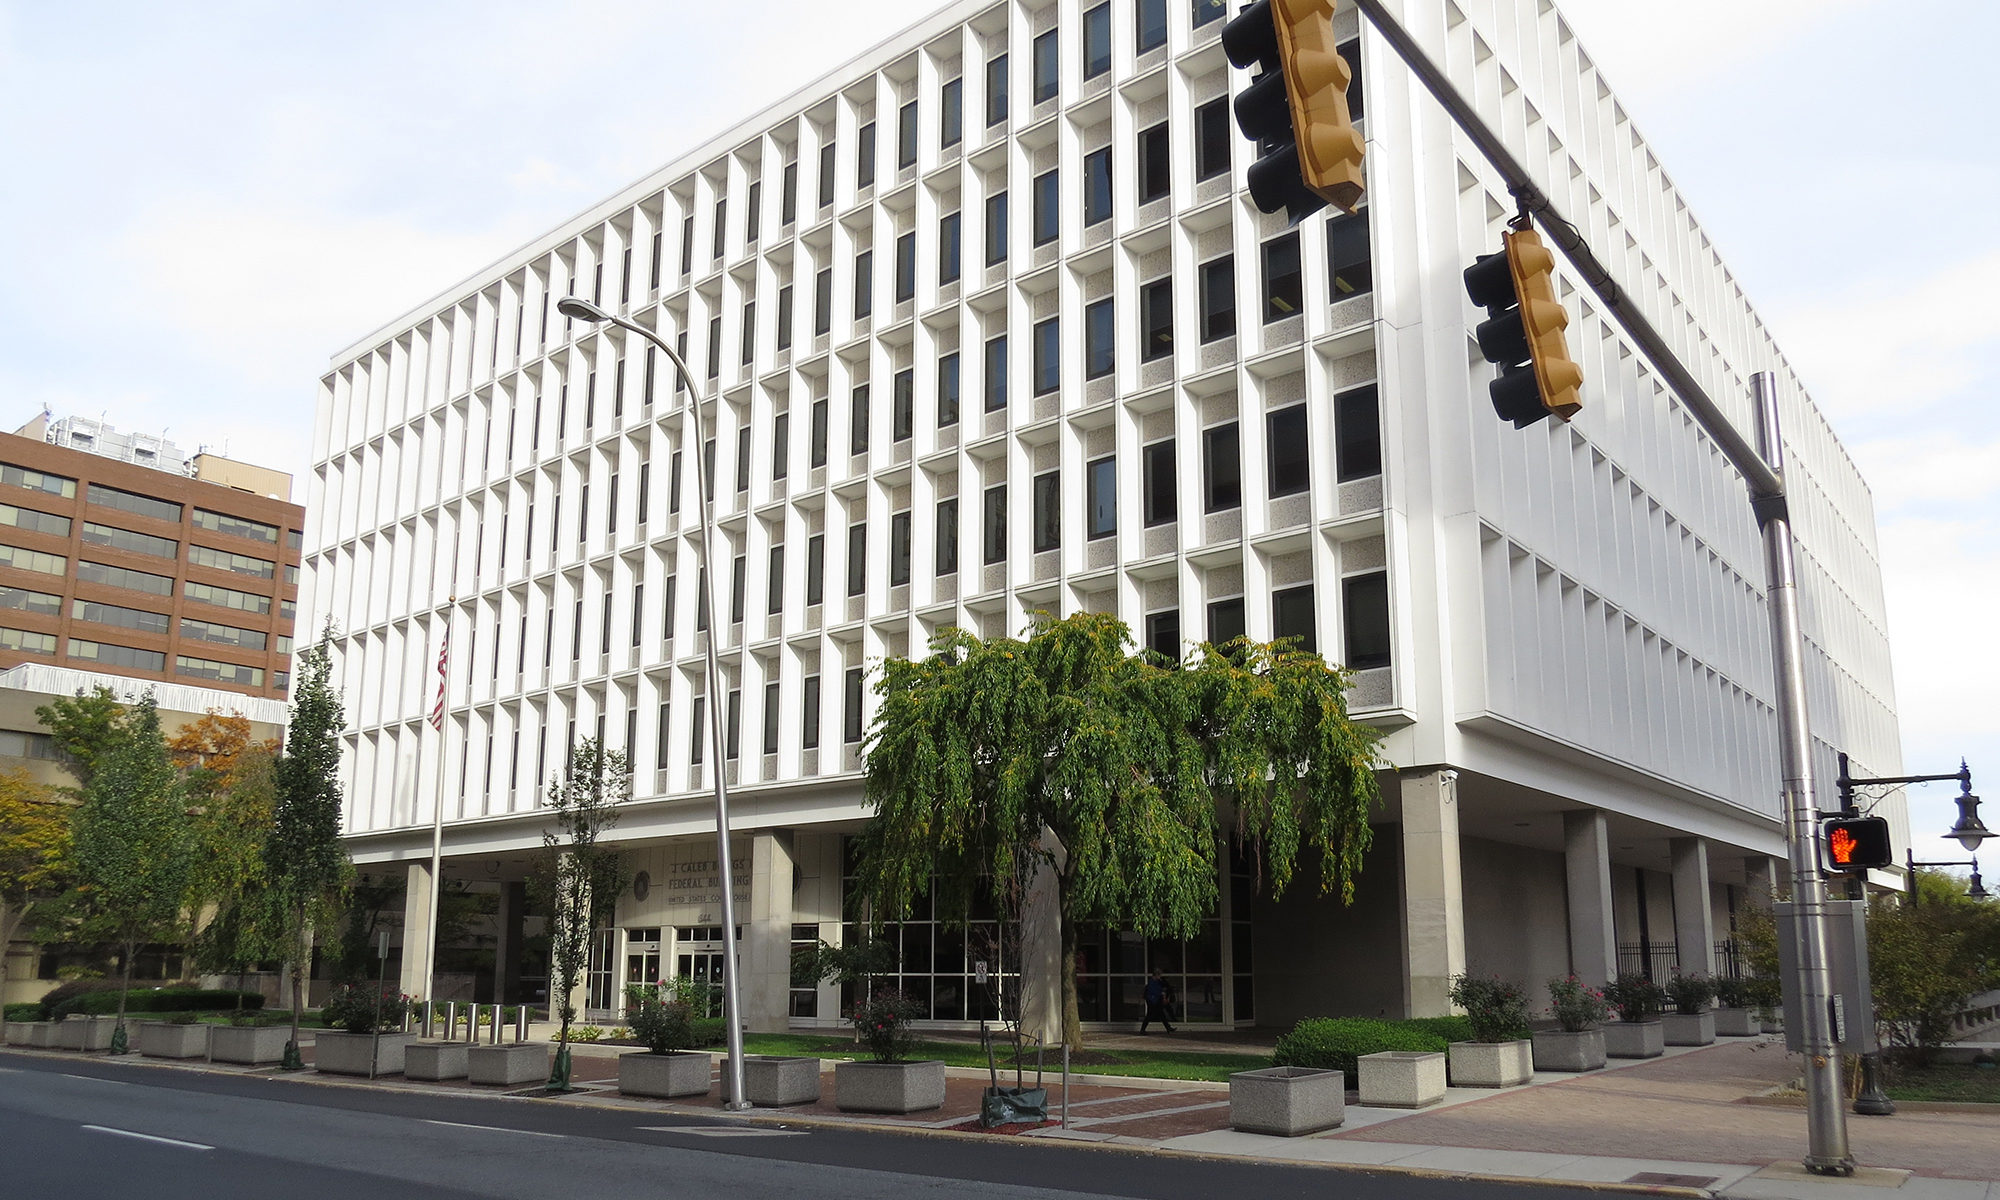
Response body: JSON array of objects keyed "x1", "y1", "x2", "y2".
[{"x1": 0, "y1": 0, "x2": 1993, "y2": 863}]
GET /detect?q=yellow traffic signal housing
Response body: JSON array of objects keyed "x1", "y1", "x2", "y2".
[
  {"x1": 1505, "y1": 228, "x2": 1583, "y2": 421},
  {"x1": 1272, "y1": 0, "x2": 1363, "y2": 214}
]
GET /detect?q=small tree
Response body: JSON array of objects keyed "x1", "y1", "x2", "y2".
[
  {"x1": 69, "y1": 696, "x2": 192, "y2": 1052},
  {"x1": 37, "y1": 686, "x2": 129, "y2": 794},
  {"x1": 532, "y1": 737, "x2": 627, "y2": 1090},
  {"x1": 1869, "y1": 883, "x2": 2000, "y2": 1065},
  {"x1": 267, "y1": 631, "x2": 354, "y2": 1069},
  {"x1": 0, "y1": 771, "x2": 70, "y2": 993},
  {"x1": 185, "y1": 742, "x2": 282, "y2": 1010}
]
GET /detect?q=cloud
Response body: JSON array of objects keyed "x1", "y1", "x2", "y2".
[{"x1": 1556, "y1": 0, "x2": 1879, "y2": 95}]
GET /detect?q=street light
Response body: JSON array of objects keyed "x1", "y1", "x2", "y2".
[
  {"x1": 557, "y1": 294, "x2": 750, "y2": 1112},
  {"x1": 1946, "y1": 770, "x2": 1990, "y2": 854}
]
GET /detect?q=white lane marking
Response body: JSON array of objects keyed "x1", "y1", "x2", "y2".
[
  {"x1": 638, "y1": 1125, "x2": 808, "y2": 1138},
  {"x1": 81, "y1": 1125, "x2": 212, "y2": 1151},
  {"x1": 421, "y1": 1119, "x2": 565, "y2": 1139},
  {"x1": 63, "y1": 1074, "x2": 132, "y2": 1086}
]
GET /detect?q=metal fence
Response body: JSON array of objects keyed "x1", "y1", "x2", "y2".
[{"x1": 1614, "y1": 940, "x2": 1746, "y2": 981}]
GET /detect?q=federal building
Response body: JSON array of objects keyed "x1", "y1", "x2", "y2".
[{"x1": 305, "y1": 0, "x2": 1902, "y2": 1031}]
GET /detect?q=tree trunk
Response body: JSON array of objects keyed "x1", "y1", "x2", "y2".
[
  {"x1": 288, "y1": 907, "x2": 306, "y2": 1056},
  {"x1": 1059, "y1": 916, "x2": 1083, "y2": 1052},
  {"x1": 114, "y1": 939, "x2": 134, "y2": 1052}
]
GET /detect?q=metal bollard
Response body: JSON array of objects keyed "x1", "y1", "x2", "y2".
[
  {"x1": 421, "y1": 1000, "x2": 435, "y2": 1040},
  {"x1": 515, "y1": 1006, "x2": 529, "y2": 1044},
  {"x1": 489, "y1": 1007, "x2": 500, "y2": 1045},
  {"x1": 467, "y1": 1002, "x2": 480, "y2": 1044},
  {"x1": 446, "y1": 1001, "x2": 458, "y2": 1042}
]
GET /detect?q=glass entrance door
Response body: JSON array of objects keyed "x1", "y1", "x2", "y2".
[{"x1": 673, "y1": 925, "x2": 737, "y2": 1017}]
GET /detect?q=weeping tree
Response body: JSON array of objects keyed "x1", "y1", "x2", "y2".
[
  {"x1": 267, "y1": 631, "x2": 354, "y2": 1069},
  {"x1": 69, "y1": 696, "x2": 192, "y2": 1053},
  {"x1": 532, "y1": 737, "x2": 627, "y2": 1091},
  {"x1": 853, "y1": 612, "x2": 1382, "y2": 1048}
]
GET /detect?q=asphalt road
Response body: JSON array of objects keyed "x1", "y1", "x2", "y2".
[{"x1": 2, "y1": 1049, "x2": 1584, "y2": 1200}]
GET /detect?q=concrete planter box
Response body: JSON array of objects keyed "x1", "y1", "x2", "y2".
[
  {"x1": 1603, "y1": 1020, "x2": 1665, "y2": 1059},
  {"x1": 618, "y1": 1050, "x2": 713, "y2": 1098},
  {"x1": 138, "y1": 1022, "x2": 210, "y2": 1059},
  {"x1": 5, "y1": 1020, "x2": 45, "y2": 1046},
  {"x1": 834, "y1": 1060, "x2": 947, "y2": 1114},
  {"x1": 27, "y1": 1021, "x2": 62, "y2": 1048},
  {"x1": 1714, "y1": 1007, "x2": 1762, "y2": 1037},
  {"x1": 404, "y1": 1041, "x2": 470, "y2": 1080},
  {"x1": 722, "y1": 1055, "x2": 821, "y2": 1106},
  {"x1": 1357, "y1": 1050, "x2": 1447, "y2": 1108},
  {"x1": 1531, "y1": 1029, "x2": 1606, "y2": 1072},
  {"x1": 1448, "y1": 1039, "x2": 1534, "y2": 1087},
  {"x1": 468, "y1": 1043, "x2": 549, "y2": 1086},
  {"x1": 58, "y1": 1016, "x2": 117, "y2": 1051},
  {"x1": 1663, "y1": 1012, "x2": 1717, "y2": 1046},
  {"x1": 1229, "y1": 1066, "x2": 1345, "y2": 1136},
  {"x1": 314, "y1": 1030, "x2": 410, "y2": 1076},
  {"x1": 210, "y1": 1024, "x2": 292, "y2": 1065}
]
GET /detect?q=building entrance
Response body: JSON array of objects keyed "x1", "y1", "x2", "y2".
[{"x1": 673, "y1": 925, "x2": 738, "y2": 1017}]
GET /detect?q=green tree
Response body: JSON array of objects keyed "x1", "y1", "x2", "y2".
[
  {"x1": 184, "y1": 741, "x2": 283, "y2": 1009},
  {"x1": 0, "y1": 771, "x2": 70, "y2": 993},
  {"x1": 69, "y1": 696, "x2": 192, "y2": 1051},
  {"x1": 1869, "y1": 875, "x2": 2000, "y2": 1065},
  {"x1": 853, "y1": 613, "x2": 1382, "y2": 1047},
  {"x1": 531, "y1": 737, "x2": 627, "y2": 1090},
  {"x1": 267, "y1": 632, "x2": 354, "y2": 1069},
  {"x1": 36, "y1": 686, "x2": 129, "y2": 793}
]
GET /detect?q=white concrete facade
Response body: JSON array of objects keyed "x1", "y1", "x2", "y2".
[{"x1": 306, "y1": 0, "x2": 1901, "y2": 1027}]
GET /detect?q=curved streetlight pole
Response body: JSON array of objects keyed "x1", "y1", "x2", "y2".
[{"x1": 558, "y1": 296, "x2": 750, "y2": 1111}]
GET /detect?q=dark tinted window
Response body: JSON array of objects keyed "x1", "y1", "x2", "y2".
[
  {"x1": 1267, "y1": 404, "x2": 1309, "y2": 496},
  {"x1": 893, "y1": 369, "x2": 914, "y2": 442},
  {"x1": 1335, "y1": 384, "x2": 1383, "y2": 481},
  {"x1": 894, "y1": 231, "x2": 916, "y2": 302},
  {"x1": 1140, "y1": 278, "x2": 1173, "y2": 361},
  {"x1": 936, "y1": 498, "x2": 959, "y2": 575},
  {"x1": 1273, "y1": 584, "x2": 1316, "y2": 653},
  {"x1": 985, "y1": 191, "x2": 1009, "y2": 264},
  {"x1": 1082, "y1": 3, "x2": 1111, "y2": 78},
  {"x1": 986, "y1": 54, "x2": 1009, "y2": 126},
  {"x1": 1138, "y1": 0, "x2": 1168, "y2": 52},
  {"x1": 1032, "y1": 318, "x2": 1059, "y2": 395},
  {"x1": 940, "y1": 212, "x2": 962, "y2": 283},
  {"x1": 1192, "y1": 0, "x2": 1225, "y2": 28},
  {"x1": 1203, "y1": 422, "x2": 1240, "y2": 512},
  {"x1": 1194, "y1": 97, "x2": 1231, "y2": 180},
  {"x1": 1146, "y1": 609, "x2": 1180, "y2": 661},
  {"x1": 938, "y1": 353, "x2": 961, "y2": 427},
  {"x1": 806, "y1": 534, "x2": 825, "y2": 604},
  {"x1": 1207, "y1": 597, "x2": 1246, "y2": 646},
  {"x1": 1343, "y1": 572, "x2": 1390, "y2": 670},
  {"x1": 1086, "y1": 456, "x2": 1116, "y2": 540},
  {"x1": 1032, "y1": 471, "x2": 1060, "y2": 552},
  {"x1": 846, "y1": 523, "x2": 867, "y2": 596},
  {"x1": 850, "y1": 384, "x2": 870, "y2": 456},
  {"x1": 853, "y1": 249, "x2": 873, "y2": 318},
  {"x1": 897, "y1": 100, "x2": 918, "y2": 169},
  {"x1": 1033, "y1": 30, "x2": 1059, "y2": 102},
  {"x1": 941, "y1": 78, "x2": 963, "y2": 147},
  {"x1": 1143, "y1": 439, "x2": 1177, "y2": 526},
  {"x1": 1084, "y1": 299, "x2": 1115, "y2": 379},
  {"x1": 857, "y1": 122, "x2": 877, "y2": 189},
  {"x1": 1138, "y1": 122, "x2": 1170, "y2": 203},
  {"x1": 1327, "y1": 208, "x2": 1373, "y2": 299},
  {"x1": 889, "y1": 511, "x2": 912, "y2": 585},
  {"x1": 983, "y1": 484, "x2": 1007, "y2": 563},
  {"x1": 1033, "y1": 170, "x2": 1059, "y2": 245},
  {"x1": 984, "y1": 335, "x2": 1008, "y2": 411},
  {"x1": 809, "y1": 398, "x2": 829, "y2": 468},
  {"x1": 1083, "y1": 147, "x2": 1112, "y2": 225},
  {"x1": 818, "y1": 142, "x2": 836, "y2": 207},
  {"x1": 1198, "y1": 256, "x2": 1235, "y2": 342},
  {"x1": 1262, "y1": 232, "x2": 1303, "y2": 321}
]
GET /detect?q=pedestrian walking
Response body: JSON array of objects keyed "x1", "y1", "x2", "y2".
[{"x1": 1140, "y1": 969, "x2": 1176, "y2": 1034}]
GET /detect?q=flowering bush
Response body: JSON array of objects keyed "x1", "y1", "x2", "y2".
[
  {"x1": 851, "y1": 991, "x2": 924, "y2": 1063},
  {"x1": 1603, "y1": 973, "x2": 1667, "y2": 1023},
  {"x1": 320, "y1": 985, "x2": 412, "y2": 1034},
  {"x1": 1547, "y1": 976, "x2": 1611, "y2": 1032},
  {"x1": 1448, "y1": 975, "x2": 1530, "y2": 1042},
  {"x1": 1664, "y1": 972, "x2": 1714, "y2": 1016}
]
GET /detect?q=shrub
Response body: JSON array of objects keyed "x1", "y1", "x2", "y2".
[
  {"x1": 1448, "y1": 976, "x2": 1530, "y2": 1042},
  {"x1": 1713, "y1": 975, "x2": 1751, "y2": 1009},
  {"x1": 1405, "y1": 1015, "x2": 1477, "y2": 1044},
  {"x1": 851, "y1": 991, "x2": 924, "y2": 1063},
  {"x1": 1272, "y1": 1017, "x2": 1448, "y2": 1076},
  {"x1": 561, "y1": 1025, "x2": 604, "y2": 1043},
  {"x1": 52, "y1": 988, "x2": 265, "y2": 1019},
  {"x1": 1869, "y1": 894, "x2": 2000, "y2": 1065},
  {"x1": 5, "y1": 1002, "x2": 44, "y2": 1022},
  {"x1": 1664, "y1": 973, "x2": 1714, "y2": 1015},
  {"x1": 319, "y1": 984, "x2": 412, "y2": 1035},
  {"x1": 1547, "y1": 976, "x2": 1611, "y2": 1032},
  {"x1": 34, "y1": 979, "x2": 123, "y2": 1020},
  {"x1": 691, "y1": 1017, "x2": 727, "y2": 1047},
  {"x1": 630, "y1": 994, "x2": 698, "y2": 1054},
  {"x1": 1602, "y1": 973, "x2": 1665, "y2": 1023}
]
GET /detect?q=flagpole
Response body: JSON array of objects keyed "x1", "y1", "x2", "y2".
[{"x1": 424, "y1": 596, "x2": 455, "y2": 1014}]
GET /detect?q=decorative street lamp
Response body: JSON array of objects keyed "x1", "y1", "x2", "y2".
[{"x1": 556, "y1": 295, "x2": 750, "y2": 1112}]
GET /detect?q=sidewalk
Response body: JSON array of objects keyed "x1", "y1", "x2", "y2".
[{"x1": 10, "y1": 1031, "x2": 1999, "y2": 1200}]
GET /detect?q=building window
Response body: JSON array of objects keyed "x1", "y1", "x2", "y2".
[
  {"x1": 982, "y1": 484, "x2": 1006, "y2": 564},
  {"x1": 638, "y1": 460, "x2": 652, "y2": 524},
  {"x1": 857, "y1": 121, "x2": 877, "y2": 189},
  {"x1": 985, "y1": 190, "x2": 1008, "y2": 264},
  {"x1": 669, "y1": 450, "x2": 684, "y2": 513},
  {"x1": 680, "y1": 214, "x2": 694, "y2": 273},
  {"x1": 775, "y1": 285, "x2": 793, "y2": 351},
  {"x1": 781, "y1": 160, "x2": 799, "y2": 224},
  {"x1": 1198, "y1": 255, "x2": 1236, "y2": 342},
  {"x1": 84, "y1": 522, "x2": 174, "y2": 559},
  {"x1": 706, "y1": 315, "x2": 721, "y2": 378},
  {"x1": 1335, "y1": 384, "x2": 1383, "y2": 481},
  {"x1": 939, "y1": 212, "x2": 961, "y2": 284},
  {"x1": 1032, "y1": 471, "x2": 1060, "y2": 553},
  {"x1": 985, "y1": 53, "x2": 1009, "y2": 126},
  {"x1": 76, "y1": 600, "x2": 169, "y2": 636},
  {"x1": 730, "y1": 554, "x2": 747, "y2": 624},
  {"x1": 1145, "y1": 609, "x2": 1180, "y2": 661},
  {"x1": 894, "y1": 231, "x2": 916, "y2": 303},
  {"x1": 850, "y1": 384, "x2": 871, "y2": 457},
  {"x1": 767, "y1": 546, "x2": 785, "y2": 614},
  {"x1": 1273, "y1": 584, "x2": 1316, "y2": 653},
  {"x1": 897, "y1": 100, "x2": 919, "y2": 169},
  {"x1": 745, "y1": 180, "x2": 761, "y2": 244},
  {"x1": 1262, "y1": 232, "x2": 1303, "y2": 321},
  {"x1": 935, "y1": 498, "x2": 959, "y2": 575},
  {"x1": 1342, "y1": 571, "x2": 1391, "y2": 670},
  {"x1": 735, "y1": 428, "x2": 752, "y2": 494},
  {"x1": 1193, "y1": 0, "x2": 1225, "y2": 27},
  {"x1": 1138, "y1": 0, "x2": 1168, "y2": 51},
  {"x1": 1032, "y1": 318, "x2": 1059, "y2": 395},
  {"x1": 740, "y1": 299, "x2": 757, "y2": 364},
  {"x1": 66, "y1": 639, "x2": 164, "y2": 672},
  {"x1": 1267, "y1": 404, "x2": 1309, "y2": 496},
  {"x1": 0, "y1": 464, "x2": 76, "y2": 498},
  {"x1": 1082, "y1": 3, "x2": 1111, "y2": 78},
  {"x1": 818, "y1": 141, "x2": 837, "y2": 207},
  {"x1": 984, "y1": 335, "x2": 1008, "y2": 412},
  {"x1": 663, "y1": 576, "x2": 677, "y2": 640},
  {"x1": 772, "y1": 413, "x2": 790, "y2": 480},
  {"x1": 814, "y1": 267, "x2": 833, "y2": 335},
  {"x1": 810, "y1": 397, "x2": 829, "y2": 467},
  {"x1": 1086, "y1": 456, "x2": 1116, "y2": 540},
  {"x1": 1207, "y1": 597, "x2": 1246, "y2": 647},
  {"x1": 762, "y1": 681, "x2": 781, "y2": 757},
  {"x1": 1084, "y1": 299, "x2": 1115, "y2": 379},
  {"x1": 1327, "y1": 208, "x2": 1372, "y2": 300},
  {"x1": 802, "y1": 675, "x2": 821, "y2": 749},
  {"x1": 1142, "y1": 439, "x2": 1176, "y2": 526},
  {"x1": 889, "y1": 510, "x2": 912, "y2": 586},
  {"x1": 1032, "y1": 170, "x2": 1059, "y2": 245},
  {"x1": 86, "y1": 483, "x2": 180, "y2": 524},
  {"x1": 1203, "y1": 422, "x2": 1240, "y2": 512},
  {"x1": 1140, "y1": 278, "x2": 1173, "y2": 361},
  {"x1": 191, "y1": 508, "x2": 277, "y2": 543},
  {"x1": 603, "y1": 591, "x2": 616, "y2": 652},
  {"x1": 2, "y1": 588, "x2": 62, "y2": 618},
  {"x1": 1341, "y1": 38, "x2": 1365, "y2": 120},
  {"x1": 843, "y1": 668, "x2": 865, "y2": 744},
  {"x1": 846, "y1": 523, "x2": 867, "y2": 597},
  {"x1": 1194, "y1": 96, "x2": 1230, "y2": 181},
  {"x1": 712, "y1": 198, "x2": 727, "y2": 260},
  {"x1": 632, "y1": 582, "x2": 645, "y2": 646},
  {"x1": 1138, "y1": 121, "x2": 1170, "y2": 203},
  {"x1": 806, "y1": 534, "x2": 825, "y2": 605},
  {"x1": 1082, "y1": 147, "x2": 1112, "y2": 226},
  {"x1": 1032, "y1": 30, "x2": 1059, "y2": 103},
  {"x1": 690, "y1": 696, "x2": 706, "y2": 764},
  {"x1": 893, "y1": 369, "x2": 914, "y2": 442},
  {"x1": 853, "y1": 249, "x2": 873, "y2": 319},
  {"x1": 941, "y1": 77, "x2": 963, "y2": 147},
  {"x1": 938, "y1": 353, "x2": 961, "y2": 427}
]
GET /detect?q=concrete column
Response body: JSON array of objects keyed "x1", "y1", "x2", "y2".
[
  {"x1": 1400, "y1": 769, "x2": 1466, "y2": 1017},
  {"x1": 1670, "y1": 837, "x2": 1716, "y2": 977},
  {"x1": 1563, "y1": 809, "x2": 1618, "y2": 986},
  {"x1": 491, "y1": 882, "x2": 516, "y2": 1005},
  {"x1": 1016, "y1": 828, "x2": 1066, "y2": 1043},
  {"x1": 400, "y1": 861, "x2": 436, "y2": 1000},
  {"x1": 1742, "y1": 855, "x2": 1778, "y2": 906},
  {"x1": 744, "y1": 832, "x2": 795, "y2": 1033}
]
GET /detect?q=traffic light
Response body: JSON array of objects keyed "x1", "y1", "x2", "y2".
[
  {"x1": 1222, "y1": 0, "x2": 1363, "y2": 221},
  {"x1": 1462, "y1": 226, "x2": 1584, "y2": 427},
  {"x1": 1823, "y1": 815, "x2": 1894, "y2": 872}
]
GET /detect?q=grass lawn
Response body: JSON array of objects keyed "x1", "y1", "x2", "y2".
[
  {"x1": 736, "y1": 1033, "x2": 1270, "y2": 1083},
  {"x1": 1882, "y1": 1063, "x2": 2000, "y2": 1104}
]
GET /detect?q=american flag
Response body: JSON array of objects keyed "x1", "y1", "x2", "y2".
[{"x1": 428, "y1": 629, "x2": 449, "y2": 731}]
